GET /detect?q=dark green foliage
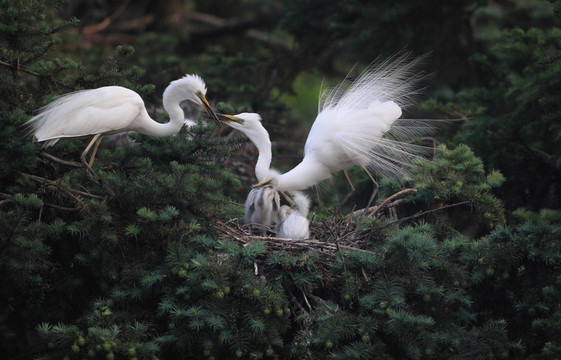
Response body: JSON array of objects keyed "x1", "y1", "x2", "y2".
[
  {"x1": 453, "y1": 22, "x2": 561, "y2": 211},
  {"x1": 2, "y1": 1, "x2": 561, "y2": 359},
  {"x1": 468, "y1": 209, "x2": 561, "y2": 358},
  {"x1": 0, "y1": 1, "x2": 241, "y2": 357},
  {"x1": 404, "y1": 144, "x2": 506, "y2": 237}
]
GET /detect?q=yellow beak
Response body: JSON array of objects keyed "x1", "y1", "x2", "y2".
[
  {"x1": 253, "y1": 178, "x2": 272, "y2": 189},
  {"x1": 196, "y1": 91, "x2": 220, "y2": 125},
  {"x1": 216, "y1": 113, "x2": 245, "y2": 124}
]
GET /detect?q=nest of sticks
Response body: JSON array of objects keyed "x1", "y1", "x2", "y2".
[
  {"x1": 213, "y1": 189, "x2": 427, "y2": 262},
  {"x1": 213, "y1": 187, "x2": 471, "y2": 265}
]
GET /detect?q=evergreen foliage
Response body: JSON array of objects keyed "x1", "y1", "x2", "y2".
[
  {"x1": 1, "y1": 1, "x2": 561, "y2": 359},
  {"x1": 453, "y1": 25, "x2": 561, "y2": 211}
]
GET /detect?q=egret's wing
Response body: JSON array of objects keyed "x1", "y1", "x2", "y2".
[
  {"x1": 307, "y1": 52, "x2": 431, "y2": 177},
  {"x1": 276, "y1": 52, "x2": 432, "y2": 191},
  {"x1": 28, "y1": 87, "x2": 144, "y2": 143}
]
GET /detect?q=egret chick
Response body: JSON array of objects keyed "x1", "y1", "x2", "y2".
[
  {"x1": 277, "y1": 206, "x2": 310, "y2": 240},
  {"x1": 276, "y1": 191, "x2": 311, "y2": 240},
  {"x1": 27, "y1": 74, "x2": 220, "y2": 168},
  {"x1": 245, "y1": 184, "x2": 281, "y2": 228}
]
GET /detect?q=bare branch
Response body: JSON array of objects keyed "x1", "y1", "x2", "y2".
[
  {"x1": 0, "y1": 60, "x2": 41, "y2": 76},
  {"x1": 351, "y1": 188, "x2": 417, "y2": 217}
]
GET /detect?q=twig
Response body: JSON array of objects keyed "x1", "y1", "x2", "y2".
[
  {"x1": 44, "y1": 202, "x2": 79, "y2": 211},
  {"x1": 240, "y1": 234, "x2": 377, "y2": 255},
  {"x1": 40, "y1": 152, "x2": 83, "y2": 168},
  {"x1": 373, "y1": 201, "x2": 471, "y2": 232},
  {"x1": 0, "y1": 60, "x2": 41, "y2": 76},
  {"x1": 299, "y1": 287, "x2": 313, "y2": 311},
  {"x1": 22, "y1": 173, "x2": 106, "y2": 200},
  {"x1": 0, "y1": 199, "x2": 12, "y2": 206},
  {"x1": 287, "y1": 287, "x2": 307, "y2": 313},
  {"x1": 82, "y1": 3, "x2": 129, "y2": 34},
  {"x1": 351, "y1": 188, "x2": 417, "y2": 217},
  {"x1": 361, "y1": 267, "x2": 370, "y2": 282},
  {"x1": 288, "y1": 273, "x2": 313, "y2": 311}
]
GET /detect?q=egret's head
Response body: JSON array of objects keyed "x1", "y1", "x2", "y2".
[
  {"x1": 252, "y1": 168, "x2": 280, "y2": 189},
  {"x1": 216, "y1": 112, "x2": 262, "y2": 130},
  {"x1": 165, "y1": 74, "x2": 220, "y2": 124}
]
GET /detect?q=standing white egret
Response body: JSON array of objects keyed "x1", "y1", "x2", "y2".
[
  {"x1": 27, "y1": 74, "x2": 220, "y2": 168},
  {"x1": 253, "y1": 53, "x2": 435, "y2": 207},
  {"x1": 216, "y1": 113, "x2": 310, "y2": 232}
]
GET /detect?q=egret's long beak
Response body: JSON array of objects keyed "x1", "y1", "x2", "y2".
[
  {"x1": 253, "y1": 178, "x2": 272, "y2": 189},
  {"x1": 216, "y1": 113, "x2": 245, "y2": 125},
  {"x1": 195, "y1": 91, "x2": 220, "y2": 125}
]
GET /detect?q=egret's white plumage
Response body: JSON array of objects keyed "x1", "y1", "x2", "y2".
[
  {"x1": 220, "y1": 113, "x2": 273, "y2": 182},
  {"x1": 27, "y1": 74, "x2": 219, "y2": 165},
  {"x1": 255, "y1": 53, "x2": 433, "y2": 192}
]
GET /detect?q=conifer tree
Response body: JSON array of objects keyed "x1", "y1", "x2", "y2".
[
  {"x1": 2, "y1": 2, "x2": 561, "y2": 360},
  {"x1": 1, "y1": 1, "x2": 240, "y2": 358}
]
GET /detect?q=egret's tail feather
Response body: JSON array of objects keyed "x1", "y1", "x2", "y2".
[
  {"x1": 25, "y1": 90, "x2": 97, "y2": 143},
  {"x1": 319, "y1": 51, "x2": 428, "y2": 114}
]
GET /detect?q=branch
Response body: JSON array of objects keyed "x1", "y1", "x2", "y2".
[
  {"x1": 41, "y1": 152, "x2": 83, "y2": 168},
  {"x1": 0, "y1": 60, "x2": 41, "y2": 76},
  {"x1": 373, "y1": 201, "x2": 471, "y2": 232},
  {"x1": 245, "y1": 235, "x2": 377, "y2": 255},
  {"x1": 351, "y1": 188, "x2": 417, "y2": 217},
  {"x1": 22, "y1": 173, "x2": 106, "y2": 200},
  {"x1": 82, "y1": 3, "x2": 129, "y2": 34},
  {"x1": 0, "y1": 192, "x2": 13, "y2": 206},
  {"x1": 185, "y1": 11, "x2": 290, "y2": 49}
]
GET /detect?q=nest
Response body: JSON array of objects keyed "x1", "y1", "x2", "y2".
[
  {"x1": 213, "y1": 189, "x2": 422, "y2": 263},
  {"x1": 214, "y1": 188, "x2": 471, "y2": 264}
]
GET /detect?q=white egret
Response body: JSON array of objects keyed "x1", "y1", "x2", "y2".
[
  {"x1": 216, "y1": 113, "x2": 310, "y2": 232},
  {"x1": 276, "y1": 191, "x2": 311, "y2": 240},
  {"x1": 253, "y1": 53, "x2": 436, "y2": 207},
  {"x1": 217, "y1": 112, "x2": 278, "y2": 227},
  {"x1": 27, "y1": 74, "x2": 220, "y2": 168}
]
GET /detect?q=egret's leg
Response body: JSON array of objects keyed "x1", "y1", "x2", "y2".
[
  {"x1": 333, "y1": 169, "x2": 355, "y2": 216},
  {"x1": 88, "y1": 135, "x2": 104, "y2": 167},
  {"x1": 361, "y1": 166, "x2": 379, "y2": 215},
  {"x1": 340, "y1": 169, "x2": 356, "y2": 207},
  {"x1": 80, "y1": 133, "x2": 101, "y2": 170}
]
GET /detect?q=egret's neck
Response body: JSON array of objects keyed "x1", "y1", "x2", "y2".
[
  {"x1": 276, "y1": 156, "x2": 331, "y2": 191},
  {"x1": 152, "y1": 96, "x2": 186, "y2": 137},
  {"x1": 242, "y1": 127, "x2": 272, "y2": 182}
]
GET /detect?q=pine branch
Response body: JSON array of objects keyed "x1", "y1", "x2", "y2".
[
  {"x1": 373, "y1": 201, "x2": 471, "y2": 232},
  {"x1": 22, "y1": 172, "x2": 106, "y2": 200},
  {"x1": 0, "y1": 59, "x2": 41, "y2": 76}
]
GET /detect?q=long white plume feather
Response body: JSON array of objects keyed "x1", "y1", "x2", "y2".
[{"x1": 316, "y1": 52, "x2": 437, "y2": 179}]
